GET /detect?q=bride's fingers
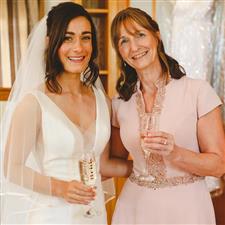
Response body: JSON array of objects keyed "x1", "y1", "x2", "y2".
[
  {"x1": 66, "y1": 192, "x2": 95, "y2": 204},
  {"x1": 70, "y1": 188, "x2": 96, "y2": 197},
  {"x1": 71, "y1": 180, "x2": 94, "y2": 191},
  {"x1": 63, "y1": 180, "x2": 96, "y2": 204},
  {"x1": 67, "y1": 196, "x2": 91, "y2": 204}
]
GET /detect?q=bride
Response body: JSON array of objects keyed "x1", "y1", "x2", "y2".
[{"x1": 1, "y1": 2, "x2": 132, "y2": 224}]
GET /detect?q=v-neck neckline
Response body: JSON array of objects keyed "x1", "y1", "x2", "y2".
[
  {"x1": 36, "y1": 87, "x2": 99, "y2": 147},
  {"x1": 135, "y1": 78, "x2": 174, "y2": 115}
]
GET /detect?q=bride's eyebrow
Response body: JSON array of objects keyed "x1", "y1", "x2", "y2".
[
  {"x1": 65, "y1": 31, "x2": 92, "y2": 35},
  {"x1": 81, "y1": 31, "x2": 92, "y2": 35}
]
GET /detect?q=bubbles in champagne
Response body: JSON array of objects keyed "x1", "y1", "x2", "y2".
[{"x1": 79, "y1": 154, "x2": 97, "y2": 186}]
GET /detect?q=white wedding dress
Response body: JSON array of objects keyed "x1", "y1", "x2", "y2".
[
  {"x1": 3, "y1": 86, "x2": 110, "y2": 224},
  {"x1": 166, "y1": 0, "x2": 215, "y2": 81}
]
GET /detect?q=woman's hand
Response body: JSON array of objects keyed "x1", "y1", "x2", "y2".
[
  {"x1": 143, "y1": 131, "x2": 176, "y2": 156},
  {"x1": 51, "y1": 178, "x2": 96, "y2": 204}
]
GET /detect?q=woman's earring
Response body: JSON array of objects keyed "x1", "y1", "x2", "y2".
[
  {"x1": 123, "y1": 61, "x2": 127, "y2": 67},
  {"x1": 120, "y1": 74, "x2": 126, "y2": 86}
]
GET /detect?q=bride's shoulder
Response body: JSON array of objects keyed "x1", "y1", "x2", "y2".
[{"x1": 15, "y1": 91, "x2": 42, "y2": 116}]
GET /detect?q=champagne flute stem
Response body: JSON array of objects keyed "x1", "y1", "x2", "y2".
[{"x1": 145, "y1": 152, "x2": 150, "y2": 176}]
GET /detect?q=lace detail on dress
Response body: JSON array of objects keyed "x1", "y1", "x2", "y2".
[
  {"x1": 136, "y1": 78, "x2": 167, "y2": 179},
  {"x1": 129, "y1": 171, "x2": 204, "y2": 189},
  {"x1": 134, "y1": 78, "x2": 204, "y2": 189},
  {"x1": 148, "y1": 153, "x2": 166, "y2": 178}
]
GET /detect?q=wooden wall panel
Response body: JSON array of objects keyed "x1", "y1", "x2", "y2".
[
  {"x1": 0, "y1": 88, "x2": 10, "y2": 100},
  {"x1": 107, "y1": 0, "x2": 130, "y2": 98}
]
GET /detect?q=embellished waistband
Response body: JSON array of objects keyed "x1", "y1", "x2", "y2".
[{"x1": 129, "y1": 171, "x2": 204, "y2": 189}]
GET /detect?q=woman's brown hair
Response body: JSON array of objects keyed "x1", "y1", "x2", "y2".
[
  {"x1": 111, "y1": 7, "x2": 186, "y2": 101},
  {"x1": 45, "y1": 2, "x2": 99, "y2": 93}
]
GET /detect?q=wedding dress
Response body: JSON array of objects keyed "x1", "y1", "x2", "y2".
[
  {"x1": 169, "y1": 0, "x2": 215, "y2": 81},
  {"x1": 2, "y1": 86, "x2": 110, "y2": 224}
]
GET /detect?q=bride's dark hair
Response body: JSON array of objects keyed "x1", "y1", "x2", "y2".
[{"x1": 45, "y1": 2, "x2": 99, "y2": 93}]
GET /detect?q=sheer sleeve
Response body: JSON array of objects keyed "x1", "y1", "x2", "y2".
[{"x1": 4, "y1": 94, "x2": 51, "y2": 195}]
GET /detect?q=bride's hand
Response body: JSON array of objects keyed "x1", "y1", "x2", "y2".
[
  {"x1": 51, "y1": 178, "x2": 96, "y2": 204},
  {"x1": 143, "y1": 131, "x2": 176, "y2": 156}
]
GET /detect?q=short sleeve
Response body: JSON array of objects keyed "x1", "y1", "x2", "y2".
[
  {"x1": 197, "y1": 80, "x2": 222, "y2": 118},
  {"x1": 111, "y1": 97, "x2": 120, "y2": 128}
]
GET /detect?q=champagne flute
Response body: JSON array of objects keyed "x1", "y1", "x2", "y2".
[
  {"x1": 79, "y1": 151, "x2": 100, "y2": 217},
  {"x1": 140, "y1": 113, "x2": 159, "y2": 181}
]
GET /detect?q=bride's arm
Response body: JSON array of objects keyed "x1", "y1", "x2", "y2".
[{"x1": 3, "y1": 95, "x2": 50, "y2": 193}]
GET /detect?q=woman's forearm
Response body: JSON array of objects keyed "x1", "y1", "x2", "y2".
[
  {"x1": 100, "y1": 157, "x2": 133, "y2": 178},
  {"x1": 167, "y1": 145, "x2": 225, "y2": 177}
]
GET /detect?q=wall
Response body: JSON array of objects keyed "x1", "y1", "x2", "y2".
[
  {"x1": 45, "y1": 0, "x2": 69, "y2": 13},
  {"x1": 0, "y1": 102, "x2": 6, "y2": 121},
  {"x1": 130, "y1": 0, "x2": 152, "y2": 15}
]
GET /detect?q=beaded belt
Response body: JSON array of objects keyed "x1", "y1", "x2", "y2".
[{"x1": 129, "y1": 171, "x2": 204, "y2": 189}]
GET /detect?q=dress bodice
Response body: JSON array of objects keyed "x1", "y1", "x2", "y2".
[
  {"x1": 3, "y1": 86, "x2": 110, "y2": 225},
  {"x1": 27, "y1": 87, "x2": 110, "y2": 181},
  {"x1": 112, "y1": 77, "x2": 221, "y2": 178}
]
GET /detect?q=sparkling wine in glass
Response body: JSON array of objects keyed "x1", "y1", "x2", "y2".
[
  {"x1": 79, "y1": 152, "x2": 100, "y2": 217},
  {"x1": 140, "y1": 113, "x2": 159, "y2": 181}
]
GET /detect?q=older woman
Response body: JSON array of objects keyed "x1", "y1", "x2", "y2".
[{"x1": 110, "y1": 7, "x2": 225, "y2": 225}]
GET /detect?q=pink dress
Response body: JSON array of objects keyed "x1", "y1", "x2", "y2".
[{"x1": 112, "y1": 77, "x2": 221, "y2": 225}]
